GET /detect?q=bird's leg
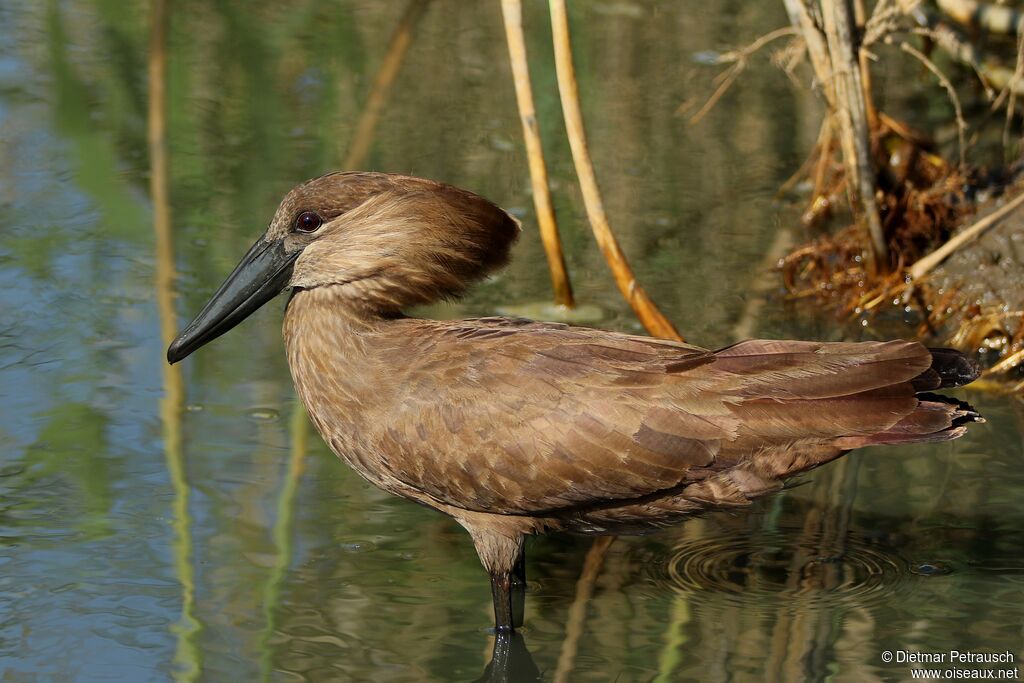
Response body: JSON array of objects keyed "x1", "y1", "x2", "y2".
[
  {"x1": 510, "y1": 549, "x2": 526, "y2": 629},
  {"x1": 488, "y1": 546, "x2": 526, "y2": 632},
  {"x1": 490, "y1": 571, "x2": 515, "y2": 632},
  {"x1": 460, "y1": 520, "x2": 526, "y2": 632}
]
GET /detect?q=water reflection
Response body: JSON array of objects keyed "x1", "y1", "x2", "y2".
[
  {"x1": 148, "y1": 0, "x2": 202, "y2": 678},
  {"x1": 258, "y1": 404, "x2": 309, "y2": 683},
  {"x1": 476, "y1": 632, "x2": 541, "y2": 683},
  {"x1": 342, "y1": 0, "x2": 432, "y2": 170},
  {"x1": 660, "y1": 523, "x2": 911, "y2": 607},
  {"x1": 0, "y1": 0, "x2": 1021, "y2": 681}
]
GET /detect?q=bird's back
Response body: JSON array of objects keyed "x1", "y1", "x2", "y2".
[{"x1": 293, "y1": 314, "x2": 979, "y2": 533}]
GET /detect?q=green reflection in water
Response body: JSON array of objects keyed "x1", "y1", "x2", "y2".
[
  {"x1": 151, "y1": 0, "x2": 201, "y2": 678},
  {"x1": 653, "y1": 595, "x2": 691, "y2": 683},
  {"x1": 23, "y1": 404, "x2": 115, "y2": 539},
  {"x1": 160, "y1": 376, "x2": 202, "y2": 683},
  {"x1": 1, "y1": 0, "x2": 1022, "y2": 681},
  {"x1": 259, "y1": 403, "x2": 309, "y2": 682}
]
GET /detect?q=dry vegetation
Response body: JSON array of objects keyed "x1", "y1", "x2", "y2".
[{"x1": 699, "y1": 0, "x2": 1024, "y2": 391}]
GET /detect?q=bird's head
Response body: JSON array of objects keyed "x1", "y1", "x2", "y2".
[{"x1": 167, "y1": 172, "x2": 519, "y2": 363}]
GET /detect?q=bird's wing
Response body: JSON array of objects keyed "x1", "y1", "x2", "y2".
[{"x1": 371, "y1": 319, "x2": 931, "y2": 515}]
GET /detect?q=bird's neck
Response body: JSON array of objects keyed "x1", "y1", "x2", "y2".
[
  {"x1": 282, "y1": 285, "x2": 444, "y2": 499},
  {"x1": 286, "y1": 282, "x2": 409, "y2": 421},
  {"x1": 282, "y1": 286, "x2": 404, "y2": 466},
  {"x1": 284, "y1": 285, "x2": 391, "y2": 336},
  {"x1": 282, "y1": 286, "x2": 395, "y2": 388}
]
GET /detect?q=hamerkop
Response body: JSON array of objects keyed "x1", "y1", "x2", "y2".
[{"x1": 168, "y1": 172, "x2": 981, "y2": 632}]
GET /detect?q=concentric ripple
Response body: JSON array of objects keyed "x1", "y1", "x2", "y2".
[{"x1": 634, "y1": 526, "x2": 930, "y2": 612}]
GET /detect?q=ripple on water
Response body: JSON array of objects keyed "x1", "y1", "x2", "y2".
[{"x1": 634, "y1": 526, "x2": 927, "y2": 615}]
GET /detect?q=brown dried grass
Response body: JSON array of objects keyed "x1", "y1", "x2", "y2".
[{"x1": 780, "y1": 115, "x2": 1024, "y2": 391}]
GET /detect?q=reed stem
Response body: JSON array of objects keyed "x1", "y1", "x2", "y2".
[
  {"x1": 548, "y1": 0, "x2": 683, "y2": 341},
  {"x1": 500, "y1": 0, "x2": 575, "y2": 308},
  {"x1": 822, "y1": 0, "x2": 888, "y2": 270},
  {"x1": 910, "y1": 191, "x2": 1024, "y2": 279}
]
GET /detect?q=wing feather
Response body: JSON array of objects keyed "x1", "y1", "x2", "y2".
[{"x1": 365, "y1": 319, "x2": 938, "y2": 516}]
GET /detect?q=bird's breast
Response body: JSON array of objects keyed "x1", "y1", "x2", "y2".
[{"x1": 282, "y1": 292, "x2": 415, "y2": 494}]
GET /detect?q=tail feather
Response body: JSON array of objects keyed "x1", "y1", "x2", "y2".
[
  {"x1": 566, "y1": 344, "x2": 983, "y2": 533},
  {"x1": 835, "y1": 426, "x2": 968, "y2": 449},
  {"x1": 731, "y1": 345, "x2": 982, "y2": 467},
  {"x1": 912, "y1": 347, "x2": 981, "y2": 390},
  {"x1": 834, "y1": 392, "x2": 981, "y2": 449}
]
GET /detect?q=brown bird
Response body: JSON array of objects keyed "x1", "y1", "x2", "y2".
[{"x1": 168, "y1": 172, "x2": 981, "y2": 632}]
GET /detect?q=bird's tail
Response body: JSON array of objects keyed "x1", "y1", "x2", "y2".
[
  {"x1": 837, "y1": 347, "x2": 982, "y2": 449},
  {"x1": 913, "y1": 346, "x2": 982, "y2": 390}
]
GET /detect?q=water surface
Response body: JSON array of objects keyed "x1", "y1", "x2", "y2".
[{"x1": 1, "y1": 1, "x2": 1021, "y2": 681}]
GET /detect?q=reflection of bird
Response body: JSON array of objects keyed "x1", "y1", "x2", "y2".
[
  {"x1": 168, "y1": 172, "x2": 982, "y2": 632},
  {"x1": 475, "y1": 630, "x2": 539, "y2": 683}
]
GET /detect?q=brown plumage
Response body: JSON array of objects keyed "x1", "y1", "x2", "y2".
[{"x1": 168, "y1": 171, "x2": 982, "y2": 632}]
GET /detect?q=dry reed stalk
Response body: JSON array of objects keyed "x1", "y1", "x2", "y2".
[
  {"x1": 548, "y1": 0, "x2": 683, "y2": 341},
  {"x1": 822, "y1": 0, "x2": 888, "y2": 269},
  {"x1": 853, "y1": 0, "x2": 877, "y2": 128},
  {"x1": 811, "y1": 118, "x2": 835, "y2": 201},
  {"x1": 905, "y1": 20, "x2": 1000, "y2": 97},
  {"x1": 500, "y1": 0, "x2": 575, "y2": 308},
  {"x1": 685, "y1": 26, "x2": 799, "y2": 126},
  {"x1": 342, "y1": 0, "x2": 431, "y2": 169},
  {"x1": 783, "y1": 0, "x2": 838, "y2": 108},
  {"x1": 1003, "y1": 31, "x2": 1024, "y2": 157},
  {"x1": 783, "y1": 0, "x2": 887, "y2": 266},
  {"x1": 910, "y1": 191, "x2": 1024, "y2": 279},
  {"x1": 986, "y1": 347, "x2": 1024, "y2": 375}
]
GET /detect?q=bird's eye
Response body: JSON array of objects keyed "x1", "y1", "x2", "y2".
[{"x1": 294, "y1": 211, "x2": 323, "y2": 233}]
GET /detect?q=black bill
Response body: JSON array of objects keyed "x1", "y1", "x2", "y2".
[{"x1": 167, "y1": 237, "x2": 298, "y2": 364}]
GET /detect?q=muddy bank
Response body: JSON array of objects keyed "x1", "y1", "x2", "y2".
[
  {"x1": 781, "y1": 183, "x2": 1024, "y2": 391},
  {"x1": 922, "y1": 192, "x2": 1024, "y2": 386}
]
